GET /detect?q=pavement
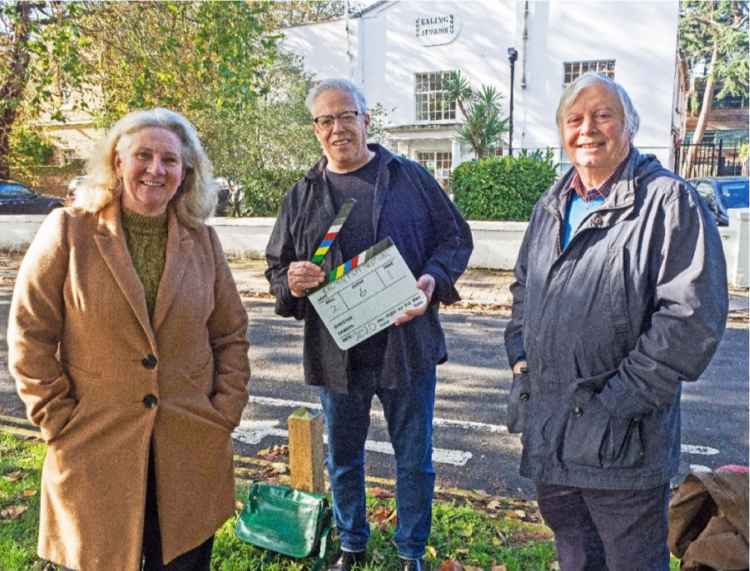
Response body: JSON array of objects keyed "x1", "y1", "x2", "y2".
[{"x1": 227, "y1": 257, "x2": 750, "y2": 323}]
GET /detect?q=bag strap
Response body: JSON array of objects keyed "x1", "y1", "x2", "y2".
[{"x1": 310, "y1": 509, "x2": 334, "y2": 571}]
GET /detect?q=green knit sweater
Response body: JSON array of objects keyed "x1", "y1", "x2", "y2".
[{"x1": 121, "y1": 208, "x2": 168, "y2": 319}]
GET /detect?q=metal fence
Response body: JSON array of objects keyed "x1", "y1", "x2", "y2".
[{"x1": 674, "y1": 141, "x2": 744, "y2": 179}]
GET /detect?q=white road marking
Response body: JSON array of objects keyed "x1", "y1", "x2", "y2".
[
  {"x1": 681, "y1": 444, "x2": 720, "y2": 456},
  {"x1": 0, "y1": 300, "x2": 10, "y2": 305},
  {"x1": 232, "y1": 419, "x2": 474, "y2": 467},
  {"x1": 689, "y1": 464, "x2": 712, "y2": 473},
  {"x1": 246, "y1": 396, "x2": 719, "y2": 463},
  {"x1": 247, "y1": 395, "x2": 508, "y2": 434}
]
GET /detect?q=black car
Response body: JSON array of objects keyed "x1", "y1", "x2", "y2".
[
  {"x1": 0, "y1": 180, "x2": 63, "y2": 214},
  {"x1": 689, "y1": 176, "x2": 749, "y2": 226}
]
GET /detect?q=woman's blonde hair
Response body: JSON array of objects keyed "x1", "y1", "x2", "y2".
[{"x1": 75, "y1": 108, "x2": 216, "y2": 227}]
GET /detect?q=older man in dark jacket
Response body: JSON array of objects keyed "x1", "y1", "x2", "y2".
[
  {"x1": 266, "y1": 79, "x2": 472, "y2": 571},
  {"x1": 505, "y1": 73, "x2": 728, "y2": 570}
]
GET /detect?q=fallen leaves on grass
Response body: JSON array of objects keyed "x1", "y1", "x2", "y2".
[
  {"x1": 3, "y1": 470, "x2": 23, "y2": 482},
  {"x1": 437, "y1": 561, "x2": 463, "y2": 571},
  {"x1": 368, "y1": 486, "x2": 393, "y2": 500},
  {"x1": 22, "y1": 489, "x2": 37, "y2": 497},
  {"x1": 256, "y1": 444, "x2": 288, "y2": 461},
  {"x1": 437, "y1": 559, "x2": 507, "y2": 571},
  {"x1": 369, "y1": 505, "x2": 397, "y2": 528},
  {"x1": 1, "y1": 504, "x2": 28, "y2": 519}
]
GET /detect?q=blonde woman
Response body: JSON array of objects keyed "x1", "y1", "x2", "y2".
[{"x1": 8, "y1": 108, "x2": 251, "y2": 570}]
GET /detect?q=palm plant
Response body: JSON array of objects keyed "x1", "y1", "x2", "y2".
[{"x1": 445, "y1": 71, "x2": 508, "y2": 158}]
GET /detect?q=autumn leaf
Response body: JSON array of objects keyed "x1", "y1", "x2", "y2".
[
  {"x1": 424, "y1": 545, "x2": 438, "y2": 560},
  {"x1": 437, "y1": 561, "x2": 463, "y2": 571},
  {"x1": 1, "y1": 504, "x2": 28, "y2": 519},
  {"x1": 269, "y1": 462, "x2": 288, "y2": 475},
  {"x1": 22, "y1": 489, "x2": 37, "y2": 497},
  {"x1": 368, "y1": 487, "x2": 393, "y2": 500},
  {"x1": 486, "y1": 499, "x2": 503, "y2": 511},
  {"x1": 3, "y1": 470, "x2": 23, "y2": 483},
  {"x1": 369, "y1": 506, "x2": 396, "y2": 528}
]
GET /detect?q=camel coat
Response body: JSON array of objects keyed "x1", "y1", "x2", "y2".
[{"x1": 7, "y1": 201, "x2": 250, "y2": 570}]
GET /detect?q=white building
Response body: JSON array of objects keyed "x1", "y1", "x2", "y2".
[{"x1": 282, "y1": 0, "x2": 680, "y2": 186}]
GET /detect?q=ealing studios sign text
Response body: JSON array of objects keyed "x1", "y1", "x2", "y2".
[{"x1": 415, "y1": 14, "x2": 461, "y2": 47}]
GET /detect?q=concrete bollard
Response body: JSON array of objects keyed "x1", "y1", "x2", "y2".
[{"x1": 287, "y1": 407, "x2": 326, "y2": 494}]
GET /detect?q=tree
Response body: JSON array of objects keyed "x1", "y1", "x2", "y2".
[
  {"x1": 0, "y1": 1, "x2": 283, "y2": 181},
  {"x1": 445, "y1": 71, "x2": 508, "y2": 159},
  {"x1": 678, "y1": 0, "x2": 748, "y2": 172}
]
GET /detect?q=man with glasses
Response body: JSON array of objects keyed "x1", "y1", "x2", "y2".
[{"x1": 266, "y1": 79, "x2": 473, "y2": 571}]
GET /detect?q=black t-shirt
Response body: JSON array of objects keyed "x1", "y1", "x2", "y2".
[{"x1": 325, "y1": 152, "x2": 388, "y2": 370}]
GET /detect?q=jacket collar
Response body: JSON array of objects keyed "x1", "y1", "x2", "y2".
[
  {"x1": 542, "y1": 147, "x2": 650, "y2": 229},
  {"x1": 93, "y1": 199, "x2": 193, "y2": 349},
  {"x1": 304, "y1": 144, "x2": 402, "y2": 245},
  {"x1": 303, "y1": 143, "x2": 401, "y2": 182}
]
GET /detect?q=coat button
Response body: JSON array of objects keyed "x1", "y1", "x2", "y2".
[
  {"x1": 142, "y1": 354, "x2": 158, "y2": 369},
  {"x1": 143, "y1": 394, "x2": 158, "y2": 409},
  {"x1": 520, "y1": 392, "x2": 530, "y2": 401},
  {"x1": 591, "y1": 215, "x2": 603, "y2": 227},
  {"x1": 573, "y1": 406, "x2": 584, "y2": 417}
]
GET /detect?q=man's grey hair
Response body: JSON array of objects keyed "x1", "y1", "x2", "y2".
[
  {"x1": 556, "y1": 72, "x2": 640, "y2": 140},
  {"x1": 305, "y1": 79, "x2": 368, "y2": 115}
]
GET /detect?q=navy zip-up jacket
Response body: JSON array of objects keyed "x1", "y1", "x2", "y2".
[
  {"x1": 265, "y1": 144, "x2": 473, "y2": 392},
  {"x1": 505, "y1": 149, "x2": 728, "y2": 489}
]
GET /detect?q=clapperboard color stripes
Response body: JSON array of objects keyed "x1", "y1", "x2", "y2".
[{"x1": 310, "y1": 198, "x2": 356, "y2": 265}]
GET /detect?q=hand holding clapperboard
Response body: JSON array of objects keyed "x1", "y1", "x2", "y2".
[{"x1": 307, "y1": 198, "x2": 427, "y2": 350}]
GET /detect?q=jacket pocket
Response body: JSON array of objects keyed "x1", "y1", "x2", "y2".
[
  {"x1": 507, "y1": 372, "x2": 530, "y2": 434},
  {"x1": 561, "y1": 391, "x2": 644, "y2": 469}
]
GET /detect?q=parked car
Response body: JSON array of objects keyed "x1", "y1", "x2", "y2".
[
  {"x1": 66, "y1": 175, "x2": 88, "y2": 206},
  {"x1": 689, "y1": 176, "x2": 749, "y2": 227},
  {"x1": 0, "y1": 180, "x2": 63, "y2": 215}
]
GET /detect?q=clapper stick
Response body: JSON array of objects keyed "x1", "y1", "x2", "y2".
[{"x1": 310, "y1": 198, "x2": 356, "y2": 266}]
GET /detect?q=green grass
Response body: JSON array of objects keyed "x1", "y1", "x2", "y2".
[
  {"x1": 0, "y1": 431, "x2": 682, "y2": 570},
  {"x1": 0, "y1": 432, "x2": 46, "y2": 571}
]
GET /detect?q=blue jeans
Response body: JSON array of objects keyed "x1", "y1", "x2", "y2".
[
  {"x1": 536, "y1": 483, "x2": 670, "y2": 571},
  {"x1": 320, "y1": 367, "x2": 437, "y2": 560}
]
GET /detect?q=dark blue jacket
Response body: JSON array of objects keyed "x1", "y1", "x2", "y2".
[
  {"x1": 505, "y1": 149, "x2": 728, "y2": 489},
  {"x1": 266, "y1": 145, "x2": 473, "y2": 392}
]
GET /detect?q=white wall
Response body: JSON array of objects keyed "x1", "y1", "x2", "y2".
[
  {"x1": 282, "y1": 0, "x2": 679, "y2": 165},
  {"x1": 3, "y1": 213, "x2": 748, "y2": 288},
  {"x1": 520, "y1": 1, "x2": 679, "y2": 166}
]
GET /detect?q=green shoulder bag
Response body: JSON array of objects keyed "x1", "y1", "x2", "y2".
[{"x1": 235, "y1": 482, "x2": 333, "y2": 568}]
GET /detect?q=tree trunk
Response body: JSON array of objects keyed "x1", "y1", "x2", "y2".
[
  {"x1": 684, "y1": 41, "x2": 718, "y2": 178},
  {"x1": 677, "y1": 52, "x2": 691, "y2": 144},
  {"x1": 0, "y1": 3, "x2": 33, "y2": 180}
]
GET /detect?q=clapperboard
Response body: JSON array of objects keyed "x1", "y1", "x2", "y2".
[{"x1": 307, "y1": 201, "x2": 426, "y2": 350}]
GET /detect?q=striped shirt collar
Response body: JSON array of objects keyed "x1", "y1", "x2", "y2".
[{"x1": 564, "y1": 155, "x2": 629, "y2": 203}]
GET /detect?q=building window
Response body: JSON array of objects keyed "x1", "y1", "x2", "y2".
[
  {"x1": 415, "y1": 71, "x2": 457, "y2": 122},
  {"x1": 417, "y1": 151, "x2": 452, "y2": 188},
  {"x1": 563, "y1": 60, "x2": 615, "y2": 85}
]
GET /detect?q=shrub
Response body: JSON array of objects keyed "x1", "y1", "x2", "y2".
[
  {"x1": 239, "y1": 168, "x2": 306, "y2": 217},
  {"x1": 452, "y1": 150, "x2": 558, "y2": 221}
]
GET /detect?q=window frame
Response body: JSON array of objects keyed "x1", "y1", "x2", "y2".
[
  {"x1": 414, "y1": 70, "x2": 458, "y2": 123},
  {"x1": 563, "y1": 59, "x2": 616, "y2": 86}
]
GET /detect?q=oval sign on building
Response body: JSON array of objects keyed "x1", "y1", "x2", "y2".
[{"x1": 415, "y1": 14, "x2": 461, "y2": 46}]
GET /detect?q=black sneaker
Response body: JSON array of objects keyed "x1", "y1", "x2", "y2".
[
  {"x1": 400, "y1": 558, "x2": 427, "y2": 571},
  {"x1": 327, "y1": 550, "x2": 367, "y2": 571}
]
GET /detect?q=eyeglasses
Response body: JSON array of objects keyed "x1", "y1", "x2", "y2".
[{"x1": 312, "y1": 110, "x2": 361, "y2": 130}]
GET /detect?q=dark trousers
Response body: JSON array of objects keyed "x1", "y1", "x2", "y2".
[
  {"x1": 536, "y1": 482, "x2": 671, "y2": 571},
  {"x1": 142, "y1": 446, "x2": 214, "y2": 570}
]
